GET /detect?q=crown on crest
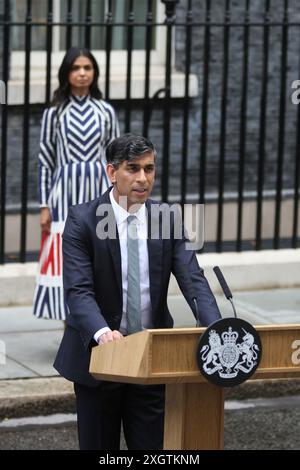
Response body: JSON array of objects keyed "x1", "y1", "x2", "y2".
[{"x1": 222, "y1": 326, "x2": 238, "y2": 345}]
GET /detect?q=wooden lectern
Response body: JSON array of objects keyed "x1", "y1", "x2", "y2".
[{"x1": 89, "y1": 324, "x2": 300, "y2": 450}]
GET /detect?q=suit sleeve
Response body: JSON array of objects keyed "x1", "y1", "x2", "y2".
[
  {"x1": 171, "y1": 211, "x2": 221, "y2": 327},
  {"x1": 38, "y1": 107, "x2": 56, "y2": 207},
  {"x1": 62, "y1": 206, "x2": 109, "y2": 348}
]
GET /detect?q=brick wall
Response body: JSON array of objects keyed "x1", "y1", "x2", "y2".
[{"x1": 174, "y1": 0, "x2": 300, "y2": 196}]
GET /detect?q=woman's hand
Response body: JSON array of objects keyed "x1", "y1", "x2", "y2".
[{"x1": 40, "y1": 207, "x2": 52, "y2": 235}]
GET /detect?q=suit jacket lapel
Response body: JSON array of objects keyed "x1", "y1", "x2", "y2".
[
  {"x1": 146, "y1": 200, "x2": 163, "y2": 314},
  {"x1": 107, "y1": 235, "x2": 122, "y2": 297},
  {"x1": 96, "y1": 189, "x2": 122, "y2": 297}
]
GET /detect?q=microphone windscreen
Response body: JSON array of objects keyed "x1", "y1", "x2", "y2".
[{"x1": 213, "y1": 266, "x2": 233, "y2": 299}]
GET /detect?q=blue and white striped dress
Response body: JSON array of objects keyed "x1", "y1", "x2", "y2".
[{"x1": 33, "y1": 94, "x2": 119, "y2": 320}]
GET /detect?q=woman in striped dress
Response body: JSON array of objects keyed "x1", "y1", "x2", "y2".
[{"x1": 33, "y1": 47, "x2": 119, "y2": 321}]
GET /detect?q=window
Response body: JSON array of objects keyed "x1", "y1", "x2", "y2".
[
  {"x1": 12, "y1": 0, "x2": 47, "y2": 50},
  {"x1": 11, "y1": 0, "x2": 156, "y2": 51},
  {"x1": 8, "y1": 0, "x2": 198, "y2": 103}
]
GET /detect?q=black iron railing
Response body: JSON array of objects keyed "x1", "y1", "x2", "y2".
[{"x1": 0, "y1": 0, "x2": 300, "y2": 263}]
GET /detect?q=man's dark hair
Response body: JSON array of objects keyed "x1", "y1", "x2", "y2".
[{"x1": 106, "y1": 133, "x2": 157, "y2": 166}]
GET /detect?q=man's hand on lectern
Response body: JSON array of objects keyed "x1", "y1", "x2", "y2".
[{"x1": 99, "y1": 330, "x2": 123, "y2": 345}]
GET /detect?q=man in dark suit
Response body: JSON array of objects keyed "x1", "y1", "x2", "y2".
[{"x1": 54, "y1": 133, "x2": 221, "y2": 450}]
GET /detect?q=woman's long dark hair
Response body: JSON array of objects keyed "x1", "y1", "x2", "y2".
[{"x1": 51, "y1": 47, "x2": 102, "y2": 107}]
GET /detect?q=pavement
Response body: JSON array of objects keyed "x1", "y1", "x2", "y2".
[
  {"x1": 0, "y1": 288, "x2": 300, "y2": 420},
  {"x1": 2, "y1": 393, "x2": 300, "y2": 450}
]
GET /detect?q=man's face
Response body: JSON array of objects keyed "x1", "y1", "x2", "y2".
[{"x1": 106, "y1": 151, "x2": 156, "y2": 211}]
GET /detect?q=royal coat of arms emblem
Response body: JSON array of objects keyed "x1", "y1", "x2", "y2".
[{"x1": 197, "y1": 318, "x2": 262, "y2": 387}]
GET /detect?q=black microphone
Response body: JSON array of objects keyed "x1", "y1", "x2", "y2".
[
  {"x1": 180, "y1": 266, "x2": 201, "y2": 327},
  {"x1": 213, "y1": 266, "x2": 237, "y2": 318}
]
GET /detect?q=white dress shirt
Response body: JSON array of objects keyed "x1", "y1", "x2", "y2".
[{"x1": 94, "y1": 189, "x2": 152, "y2": 343}]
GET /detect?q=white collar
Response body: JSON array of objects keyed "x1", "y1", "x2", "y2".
[{"x1": 109, "y1": 188, "x2": 146, "y2": 226}]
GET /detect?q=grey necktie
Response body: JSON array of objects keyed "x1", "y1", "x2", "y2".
[{"x1": 126, "y1": 215, "x2": 142, "y2": 334}]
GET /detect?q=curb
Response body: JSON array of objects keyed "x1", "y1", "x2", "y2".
[
  {"x1": 0, "y1": 377, "x2": 75, "y2": 419},
  {"x1": 1, "y1": 376, "x2": 300, "y2": 420}
]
